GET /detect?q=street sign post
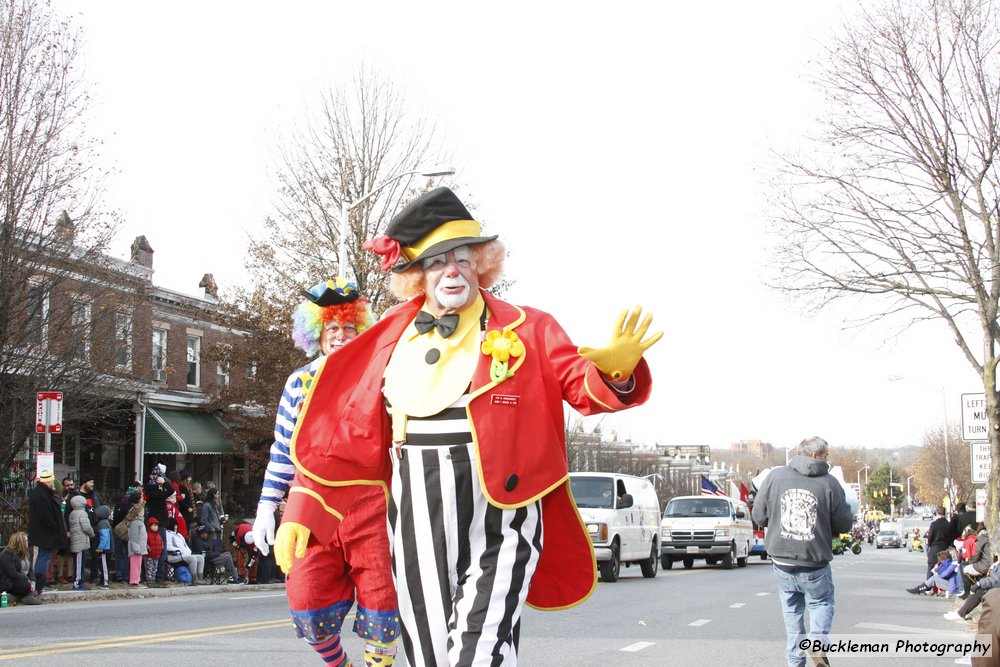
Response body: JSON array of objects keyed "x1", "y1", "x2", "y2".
[
  {"x1": 961, "y1": 393, "x2": 989, "y2": 441},
  {"x1": 35, "y1": 391, "x2": 63, "y2": 453},
  {"x1": 971, "y1": 440, "x2": 992, "y2": 484}
]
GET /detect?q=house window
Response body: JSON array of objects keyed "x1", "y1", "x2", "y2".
[
  {"x1": 216, "y1": 363, "x2": 230, "y2": 388},
  {"x1": 25, "y1": 282, "x2": 49, "y2": 348},
  {"x1": 151, "y1": 328, "x2": 167, "y2": 381},
  {"x1": 245, "y1": 361, "x2": 257, "y2": 380},
  {"x1": 70, "y1": 300, "x2": 91, "y2": 362},
  {"x1": 114, "y1": 312, "x2": 132, "y2": 369},
  {"x1": 186, "y1": 335, "x2": 201, "y2": 387}
]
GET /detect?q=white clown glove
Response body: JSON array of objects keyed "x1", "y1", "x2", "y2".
[{"x1": 252, "y1": 500, "x2": 278, "y2": 556}]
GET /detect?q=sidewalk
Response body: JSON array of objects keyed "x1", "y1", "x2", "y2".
[{"x1": 16, "y1": 580, "x2": 287, "y2": 604}]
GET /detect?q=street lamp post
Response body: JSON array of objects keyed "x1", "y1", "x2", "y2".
[
  {"x1": 888, "y1": 375, "x2": 956, "y2": 512},
  {"x1": 857, "y1": 464, "x2": 869, "y2": 489},
  {"x1": 906, "y1": 475, "x2": 915, "y2": 512},
  {"x1": 337, "y1": 165, "x2": 456, "y2": 278}
]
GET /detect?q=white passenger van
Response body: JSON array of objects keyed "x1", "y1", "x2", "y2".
[
  {"x1": 659, "y1": 495, "x2": 753, "y2": 570},
  {"x1": 569, "y1": 472, "x2": 661, "y2": 582}
]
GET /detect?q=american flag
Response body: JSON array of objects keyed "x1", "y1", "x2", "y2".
[{"x1": 701, "y1": 475, "x2": 726, "y2": 497}]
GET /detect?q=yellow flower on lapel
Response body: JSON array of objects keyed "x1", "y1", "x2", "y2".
[
  {"x1": 481, "y1": 330, "x2": 525, "y2": 363},
  {"x1": 482, "y1": 330, "x2": 524, "y2": 382}
]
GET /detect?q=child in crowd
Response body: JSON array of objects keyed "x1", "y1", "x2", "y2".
[
  {"x1": 144, "y1": 517, "x2": 163, "y2": 586},
  {"x1": 908, "y1": 549, "x2": 962, "y2": 597},
  {"x1": 126, "y1": 503, "x2": 147, "y2": 586},
  {"x1": 67, "y1": 494, "x2": 94, "y2": 591},
  {"x1": 93, "y1": 505, "x2": 112, "y2": 589}
]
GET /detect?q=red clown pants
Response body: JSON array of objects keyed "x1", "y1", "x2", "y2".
[{"x1": 285, "y1": 486, "x2": 399, "y2": 645}]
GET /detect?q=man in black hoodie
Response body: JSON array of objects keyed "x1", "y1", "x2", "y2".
[{"x1": 752, "y1": 436, "x2": 854, "y2": 667}]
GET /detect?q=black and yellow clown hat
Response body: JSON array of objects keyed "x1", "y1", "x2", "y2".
[{"x1": 364, "y1": 187, "x2": 497, "y2": 272}]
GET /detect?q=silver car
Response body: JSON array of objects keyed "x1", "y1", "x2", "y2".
[{"x1": 876, "y1": 529, "x2": 902, "y2": 549}]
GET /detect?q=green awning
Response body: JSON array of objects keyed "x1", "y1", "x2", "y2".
[{"x1": 145, "y1": 407, "x2": 233, "y2": 455}]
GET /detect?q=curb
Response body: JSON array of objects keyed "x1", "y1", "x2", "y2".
[{"x1": 27, "y1": 582, "x2": 287, "y2": 604}]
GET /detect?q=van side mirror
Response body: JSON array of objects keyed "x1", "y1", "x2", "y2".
[
  {"x1": 618, "y1": 493, "x2": 634, "y2": 509},
  {"x1": 735, "y1": 510, "x2": 746, "y2": 519}
]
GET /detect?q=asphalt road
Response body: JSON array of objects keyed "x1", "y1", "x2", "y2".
[{"x1": 0, "y1": 518, "x2": 982, "y2": 666}]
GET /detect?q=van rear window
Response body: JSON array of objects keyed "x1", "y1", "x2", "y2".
[
  {"x1": 664, "y1": 498, "x2": 730, "y2": 518},
  {"x1": 570, "y1": 476, "x2": 615, "y2": 509}
]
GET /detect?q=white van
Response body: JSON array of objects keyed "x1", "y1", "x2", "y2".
[
  {"x1": 569, "y1": 472, "x2": 661, "y2": 582},
  {"x1": 659, "y1": 495, "x2": 753, "y2": 570}
]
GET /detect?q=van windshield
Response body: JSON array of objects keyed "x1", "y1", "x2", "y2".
[
  {"x1": 664, "y1": 498, "x2": 730, "y2": 518},
  {"x1": 570, "y1": 476, "x2": 615, "y2": 509}
]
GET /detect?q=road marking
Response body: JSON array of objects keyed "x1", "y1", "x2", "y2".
[
  {"x1": 688, "y1": 619, "x2": 711, "y2": 627},
  {"x1": 225, "y1": 593, "x2": 287, "y2": 599},
  {"x1": 0, "y1": 619, "x2": 291, "y2": 660},
  {"x1": 730, "y1": 603, "x2": 745, "y2": 608},
  {"x1": 756, "y1": 592, "x2": 770, "y2": 596},
  {"x1": 620, "y1": 642, "x2": 655, "y2": 652},
  {"x1": 854, "y1": 622, "x2": 969, "y2": 637}
]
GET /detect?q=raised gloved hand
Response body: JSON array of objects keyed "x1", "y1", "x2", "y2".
[
  {"x1": 251, "y1": 500, "x2": 277, "y2": 556},
  {"x1": 274, "y1": 521, "x2": 311, "y2": 574},
  {"x1": 578, "y1": 306, "x2": 663, "y2": 381}
]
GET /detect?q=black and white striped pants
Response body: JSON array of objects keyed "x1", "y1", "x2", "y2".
[{"x1": 388, "y1": 443, "x2": 542, "y2": 667}]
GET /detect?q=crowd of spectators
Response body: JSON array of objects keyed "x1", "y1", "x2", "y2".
[{"x1": 11, "y1": 463, "x2": 283, "y2": 603}]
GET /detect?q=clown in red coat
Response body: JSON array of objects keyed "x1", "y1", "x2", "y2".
[{"x1": 276, "y1": 187, "x2": 661, "y2": 667}]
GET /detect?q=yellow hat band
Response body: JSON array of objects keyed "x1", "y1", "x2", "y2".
[{"x1": 401, "y1": 219, "x2": 482, "y2": 262}]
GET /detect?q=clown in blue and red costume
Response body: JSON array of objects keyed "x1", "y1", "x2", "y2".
[{"x1": 252, "y1": 278, "x2": 397, "y2": 666}]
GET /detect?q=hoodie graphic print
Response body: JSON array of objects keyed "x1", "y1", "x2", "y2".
[{"x1": 780, "y1": 489, "x2": 818, "y2": 541}]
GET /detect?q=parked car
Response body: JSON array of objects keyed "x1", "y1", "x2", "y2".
[
  {"x1": 570, "y1": 472, "x2": 661, "y2": 583},
  {"x1": 876, "y1": 529, "x2": 903, "y2": 549}
]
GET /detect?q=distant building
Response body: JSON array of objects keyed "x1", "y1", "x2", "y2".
[{"x1": 730, "y1": 439, "x2": 773, "y2": 457}]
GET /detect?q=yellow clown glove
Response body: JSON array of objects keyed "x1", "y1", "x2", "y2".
[
  {"x1": 577, "y1": 306, "x2": 663, "y2": 382},
  {"x1": 274, "y1": 521, "x2": 311, "y2": 575}
]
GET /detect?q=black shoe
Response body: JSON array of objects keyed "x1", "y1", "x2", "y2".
[{"x1": 906, "y1": 584, "x2": 929, "y2": 594}]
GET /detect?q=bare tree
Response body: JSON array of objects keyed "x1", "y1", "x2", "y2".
[
  {"x1": 0, "y1": 1, "x2": 145, "y2": 475},
  {"x1": 769, "y1": 0, "x2": 1000, "y2": 529},
  {"x1": 247, "y1": 66, "x2": 453, "y2": 316}
]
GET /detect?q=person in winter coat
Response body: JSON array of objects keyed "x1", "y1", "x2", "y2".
[
  {"x1": 199, "y1": 488, "x2": 223, "y2": 542},
  {"x1": 972, "y1": 588, "x2": 1000, "y2": 667},
  {"x1": 190, "y1": 524, "x2": 241, "y2": 584},
  {"x1": 26, "y1": 471, "x2": 69, "y2": 594},
  {"x1": 164, "y1": 519, "x2": 204, "y2": 585},
  {"x1": 93, "y1": 505, "x2": 112, "y2": 589},
  {"x1": 947, "y1": 559, "x2": 1000, "y2": 621},
  {"x1": 112, "y1": 489, "x2": 141, "y2": 583},
  {"x1": 67, "y1": 494, "x2": 95, "y2": 591},
  {"x1": 126, "y1": 503, "x2": 147, "y2": 586},
  {"x1": 926, "y1": 506, "x2": 954, "y2": 579},
  {"x1": 0, "y1": 532, "x2": 41, "y2": 605},
  {"x1": 144, "y1": 517, "x2": 164, "y2": 585},
  {"x1": 751, "y1": 436, "x2": 854, "y2": 667},
  {"x1": 907, "y1": 549, "x2": 963, "y2": 597}
]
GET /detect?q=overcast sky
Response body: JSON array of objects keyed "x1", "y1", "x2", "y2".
[{"x1": 52, "y1": 0, "x2": 984, "y2": 452}]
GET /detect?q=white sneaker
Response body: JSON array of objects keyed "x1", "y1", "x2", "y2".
[{"x1": 943, "y1": 611, "x2": 963, "y2": 621}]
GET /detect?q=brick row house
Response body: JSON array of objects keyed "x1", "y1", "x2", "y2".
[{"x1": 2, "y1": 222, "x2": 254, "y2": 514}]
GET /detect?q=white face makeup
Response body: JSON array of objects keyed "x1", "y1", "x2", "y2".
[
  {"x1": 319, "y1": 320, "x2": 359, "y2": 355},
  {"x1": 422, "y1": 246, "x2": 479, "y2": 315}
]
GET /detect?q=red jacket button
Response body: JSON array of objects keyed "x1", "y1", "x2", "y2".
[{"x1": 505, "y1": 474, "x2": 518, "y2": 491}]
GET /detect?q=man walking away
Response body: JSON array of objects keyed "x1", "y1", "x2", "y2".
[{"x1": 752, "y1": 436, "x2": 854, "y2": 667}]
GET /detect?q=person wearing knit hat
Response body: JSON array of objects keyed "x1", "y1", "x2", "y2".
[
  {"x1": 27, "y1": 470, "x2": 69, "y2": 596},
  {"x1": 277, "y1": 187, "x2": 661, "y2": 666},
  {"x1": 253, "y1": 278, "x2": 396, "y2": 666}
]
